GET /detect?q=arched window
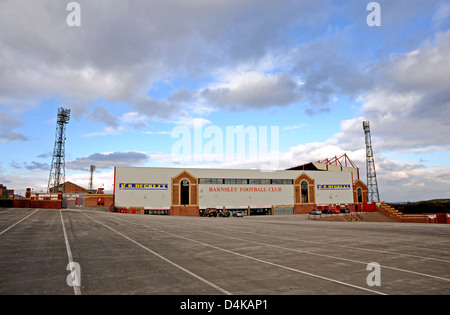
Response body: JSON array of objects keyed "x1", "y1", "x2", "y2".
[
  {"x1": 180, "y1": 179, "x2": 190, "y2": 205},
  {"x1": 301, "y1": 180, "x2": 308, "y2": 203},
  {"x1": 357, "y1": 187, "x2": 363, "y2": 203}
]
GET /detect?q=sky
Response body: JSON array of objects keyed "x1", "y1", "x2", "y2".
[{"x1": 0, "y1": 0, "x2": 449, "y2": 202}]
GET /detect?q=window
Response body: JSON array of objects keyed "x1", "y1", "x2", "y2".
[
  {"x1": 198, "y1": 178, "x2": 293, "y2": 185},
  {"x1": 199, "y1": 178, "x2": 223, "y2": 184},
  {"x1": 272, "y1": 179, "x2": 293, "y2": 185},
  {"x1": 224, "y1": 178, "x2": 247, "y2": 184},
  {"x1": 301, "y1": 180, "x2": 309, "y2": 203},
  {"x1": 211, "y1": 178, "x2": 223, "y2": 184},
  {"x1": 180, "y1": 179, "x2": 190, "y2": 205},
  {"x1": 357, "y1": 187, "x2": 363, "y2": 203}
]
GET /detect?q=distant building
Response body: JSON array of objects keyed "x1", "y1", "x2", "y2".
[
  {"x1": 49, "y1": 181, "x2": 113, "y2": 208},
  {"x1": 0, "y1": 184, "x2": 14, "y2": 199},
  {"x1": 49, "y1": 181, "x2": 92, "y2": 194}
]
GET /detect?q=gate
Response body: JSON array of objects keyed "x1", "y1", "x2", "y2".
[
  {"x1": 64, "y1": 193, "x2": 86, "y2": 208},
  {"x1": 273, "y1": 206, "x2": 294, "y2": 215}
]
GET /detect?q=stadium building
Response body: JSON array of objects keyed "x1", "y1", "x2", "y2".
[{"x1": 113, "y1": 154, "x2": 369, "y2": 216}]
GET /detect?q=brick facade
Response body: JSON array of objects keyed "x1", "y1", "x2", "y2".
[
  {"x1": 170, "y1": 170, "x2": 199, "y2": 216},
  {"x1": 294, "y1": 172, "x2": 316, "y2": 214},
  {"x1": 352, "y1": 179, "x2": 368, "y2": 204},
  {"x1": 85, "y1": 194, "x2": 114, "y2": 207}
]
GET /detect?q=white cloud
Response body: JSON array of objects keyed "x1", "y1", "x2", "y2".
[
  {"x1": 82, "y1": 125, "x2": 127, "y2": 138},
  {"x1": 379, "y1": 31, "x2": 450, "y2": 92},
  {"x1": 432, "y1": 1, "x2": 450, "y2": 27},
  {"x1": 0, "y1": 111, "x2": 29, "y2": 142},
  {"x1": 66, "y1": 151, "x2": 149, "y2": 171},
  {"x1": 142, "y1": 131, "x2": 171, "y2": 135},
  {"x1": 173, "y1": 117, "x2": 212, "y2": 127},
  {"x1": 357, "y1": 30, "x2": 450, "y2": 153},
  {"x1": 66, "y1": 169, "x2": 115, "y2": 193},
  {"x1": 1, "y1": 0, "x2": 449, "y2": 203},
  {"x1": 283, "y1": 123, "x2": 308, "y2": 131},
  {"x1": 201, "y1": 71, "x2": 303, "y2": 110}
]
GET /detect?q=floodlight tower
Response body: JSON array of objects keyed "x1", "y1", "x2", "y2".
[
  {"x1": 88, "y1": 165, "x2": 96, "y2": 190},
  {"x1": 48, "y1": 107, "x2": 71, "y2": 193},
  {"x1": 363, "y1": 121, "x2": 380, "y2": 202}
]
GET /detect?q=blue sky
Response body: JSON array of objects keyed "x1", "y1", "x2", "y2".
[{"x1": 1, "y1": 0, "x2": 449, "y2": 201}]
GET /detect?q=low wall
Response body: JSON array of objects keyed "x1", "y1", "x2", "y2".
[
  {"x1": 0, "y1": 199, "x2": 62, "y2": 209},
  {"x1": 30, "y1": 200, "x2": 62, "y2": 209},
  {"x1": 170, "y1": 205, "x2": 200, "y2": 216},
  {"x1": 294, "y1": 204, "x2": 316, "y2": 214}
]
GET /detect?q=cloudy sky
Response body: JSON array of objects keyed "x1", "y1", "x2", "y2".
[{"x1": 0, "y1": 0, "x2": 449, "y2": 202}]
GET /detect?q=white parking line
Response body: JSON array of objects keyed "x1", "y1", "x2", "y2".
[
  {"x1": 237, "y1": 229, "x2": 450, "y2": 263},
  {"x1": 113, "y1": 216, "x2": 387, "y2": 295},
  {"x1": 60, "y1": 210, "x2": 81, "y2": 295},
  {"x1": 142, "y1": 218, "x2": 450, "y2": 282},
  {"x1": 206, "y1": 229, "x2": 450, "y2": 282},
  {"x1": 0, "y1": 209, "x2": 39, "y2": 236},
  {"x1": 80, "y1": 211, "x2": 232, "y2": 295}
]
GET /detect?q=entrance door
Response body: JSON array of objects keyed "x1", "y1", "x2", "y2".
[{"x1": 61, "y1": 194, "x2": 67, "y2": 208}]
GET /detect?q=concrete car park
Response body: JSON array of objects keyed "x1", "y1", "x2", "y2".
[{"x1": 0, "y1": 207, "x2": 449, "y2": 295}]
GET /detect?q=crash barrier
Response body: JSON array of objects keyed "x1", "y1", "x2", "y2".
[
  {"x1": 112, "y1": 208, "x2": 170, "y2": 215},
  {"x1": 307, "y1": 212, "x2": 344, "y2": 220},
  {"x1": 144, "y1": 209, "x2": 169, "y2": 215},
  {"x1": 308, "y1": 212, "x2": 365, "y2": 221},
  {"x1": 308, "y1": 213, "x2": 321, "y2": 220},
  {"x1": 316, "y1": 203, "x2": 377, "y2": 213}
]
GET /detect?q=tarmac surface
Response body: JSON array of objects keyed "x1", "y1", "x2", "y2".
[{"x1": 0, "y1": 207, "x2": 449, "y2": 295}]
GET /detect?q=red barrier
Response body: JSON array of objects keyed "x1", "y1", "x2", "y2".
[
  {"x1": 362, "y1": 202, "x2": 376, "y2": 212},
  {"x1": 428, "y1": 214, "x2": 449, "y2": 224},
  {"x1": 436, "y1": 214, "x2": 448, "y2": 224}
]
